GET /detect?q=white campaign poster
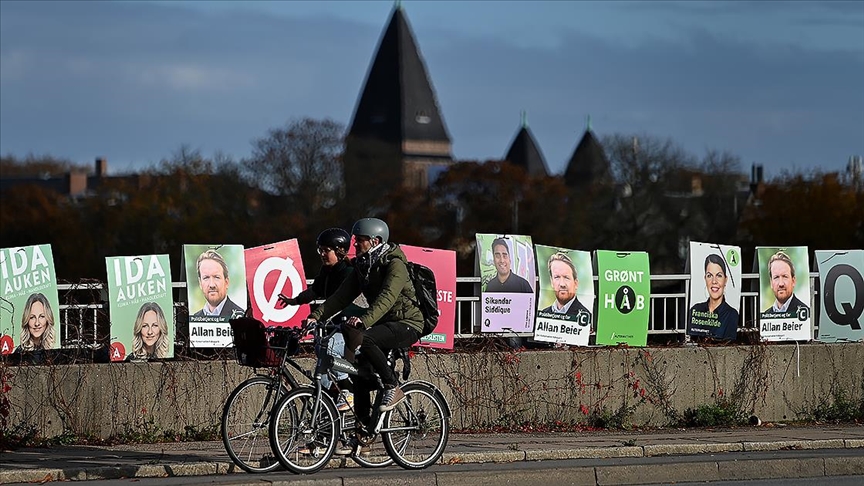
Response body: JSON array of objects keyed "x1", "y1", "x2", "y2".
[
  {"x1": 533, "y1": 245, "x2": 594, "y2": 346},
  {"x1": 686, "y1": 242, "x2": 742, "y2": 341},
  {"x1": 184, "y1": 244, "x2": 247, "y2": 348},
  {"x1": 757, "y1": 246, "x2": 812, "y2": 341},
  {"x1": 476, "y1": 234, "x2": 536, "y2": 333}
]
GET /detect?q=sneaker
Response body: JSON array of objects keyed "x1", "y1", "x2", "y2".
[
  {"x1": 378, "y1": 386, "x2": 405, "y2": 412},
  {"x1": 336, "y1": 391, "x2": 354, "y2": 412},
  {"x1": 343, "y1": 434, "x2": 373, "y2": 456},
  {"x1": 334, "y1": 439, "x2": 353, "y2": 455}
]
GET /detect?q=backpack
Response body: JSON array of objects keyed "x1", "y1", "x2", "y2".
[{"x1": 405, "y1": 261, "x2": 439, "y2": 337}]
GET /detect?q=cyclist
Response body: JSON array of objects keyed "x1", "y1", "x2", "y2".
[
  {"x1": 278, "y1": 227, "x2": 355, "y2": 411},
  {"x1": 305, "y1": 217, "x2": 423, "y2": 440}
]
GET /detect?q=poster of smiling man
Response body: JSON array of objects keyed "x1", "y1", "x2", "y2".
[
  {"x1": 243, "y1": 239, "x2": 308, "y2": 329},
  {"x1": 686, "y1": 242, "x2": 742, "y2": 341},
  {"x1": 757, "y1": 246, "x2": 812, "y2": 341},
  {"x1": 476, "y1": 234, "x2": 536, "y2": 333},
  {"x1": 815, "y1": 249, "x2": 864, "y2": 343},
  {"x1": 533, "y1": 245, "x2": 594, "y2": 346},
  {"x1": 184, "y1": 244, "x2": 247, "y2": 348},
  {"x1": 0, "y1": 244, "x2": 61, "y2": 356},
  {"x1": 106, "y1": 254, "x2": 175, "y2": 361},
  {"x1": 595, "y1": 250, "x2": 650, "y2": 347}
]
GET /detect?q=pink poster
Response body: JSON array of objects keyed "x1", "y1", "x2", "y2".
[
  {"x1": 401, "y1": 244, "x2": 456, "y2": 350},
  {"x1": 244, "y1": 239, "x2": 309, "y2": 329}
]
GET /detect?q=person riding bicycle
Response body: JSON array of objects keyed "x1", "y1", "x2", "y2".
[
  {"x1": 305, "y1": 217, "x2": 423, "y2": 438},
  {"x1": 278, "y1": 227, "x2": 355, "y2": 411}
]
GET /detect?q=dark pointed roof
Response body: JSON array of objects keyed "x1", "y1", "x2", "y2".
[
  {"x1": 564, "y1": 128, "x2": 611, "y2": 186},
  {"x1": 504, "y1": 116, "x2": 549, "y2": 177},
  {"x1": 348, "y1": 6, "x2": 450, "y2": 147}
]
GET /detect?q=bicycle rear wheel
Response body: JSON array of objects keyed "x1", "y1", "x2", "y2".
[
  {"x1": 221, "y1": 376, "x2": 285, "y2": 473},
  {"x1": 381, "y1": 383, "x2": 449, "y2": 470},
  {"x1": 270, "y1": 388, "x2": 340, "y2": 474}
]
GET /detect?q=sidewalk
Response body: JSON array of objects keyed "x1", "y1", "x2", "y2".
[{"x1": 1, "y1": 424, "x2": 863, "y2": 484}]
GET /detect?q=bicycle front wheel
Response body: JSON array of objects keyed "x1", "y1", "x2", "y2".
[
  {"x1": 270, "y1": 388, "x2": 340, "y2": 474},
  {"x1": 381, "y1": 383, "x2": 449, "y2": 470},
  {"x1": 221, "y1": 376, "x2": 285, "y2": 473}
]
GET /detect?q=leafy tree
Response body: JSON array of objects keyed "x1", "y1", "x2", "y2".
[
  {"x1": 422, "y1": 160, "x2": 569, "y2": 275},
  {"x1": 738, "y1": 170, "x2": 864, "y2": 253},
  {"x1": 0, "y1": 154, "x2": 85, "y2": 178}
]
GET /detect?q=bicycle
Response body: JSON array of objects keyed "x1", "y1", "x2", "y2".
[
  {"x1": 221, "y1": 317, "x2": 310, "y2": 473},
  {"x1": 269, "y1": 318, "x2": 451, "y2": 474},
  {"x1": 222, "y1": 316, "x2": 396, "y2": 473}
]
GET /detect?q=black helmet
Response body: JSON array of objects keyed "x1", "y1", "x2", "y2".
[
  {"x1": 351, "y1": 217, "x2": 389, "y2": 244},
  {"x1": 316, "y1": 228, "x2": 350, "y2": 253}
]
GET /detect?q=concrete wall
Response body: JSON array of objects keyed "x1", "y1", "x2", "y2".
[{"x1": 3, "y1": 343, "x2": 862, "y2": 439}]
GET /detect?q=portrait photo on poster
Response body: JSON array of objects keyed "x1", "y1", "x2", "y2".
[
  {"x1": 185, "y1": 245, "x2": 247, "y2": 320},
  {"x1": 686, "y1": 242, "x2": 741, "y2": 341},
  {"x1": 126, "y1": 302, "x2": 170, "y2": 361},
  {"x1": 757, "y1": 246, "x2": 812, "y2": 342},
  {"x1": 479, "y1": 235, "x2": 534, "y2": 293},
  {"x1": 17, "y1": 292, "x2": 56, "y2": 352}
]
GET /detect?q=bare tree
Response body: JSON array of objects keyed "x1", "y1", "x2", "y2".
[{"x1": 244, "y1": 118, "x2": 344, "y2": 217}]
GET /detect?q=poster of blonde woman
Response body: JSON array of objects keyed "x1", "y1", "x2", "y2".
[
  {"x1": 184, "y1": 244, "x2": 247, "y2": 348},
  {"x1": 0, "y1": 244, "x2": 61, "y2": 356},
  {"x1": 106, "y1": 254, "x2": 175, "y2": 361},
  {"x1": 533, "y1": 245, "x2": 594, "y2": 346}
]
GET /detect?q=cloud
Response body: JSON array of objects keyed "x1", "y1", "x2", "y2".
[
  {"x1": 130, "y1": 63, "x2": 256, "y2": 92},
  {"x1": 0, "y1": 0, "x2": 861, "y2": 177}
]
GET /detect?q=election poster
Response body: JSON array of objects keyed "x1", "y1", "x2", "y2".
[
  {"x1": 0, "y1": 244, "x2": 61, "y2": 355},
  {"x1": 476, "y1": 234, "x2": 536, "y2": 333},
  {"x1": 595, "y1": 250, "x2": 650, "y2": 347},
  {"x1": 686, "y1": 242, "x2": 742, "y2": 341},
  {"x1": 402, "y1": 244, "x2": 457, "y2": 350},
  {"x1": 106, "y1": 254, "x2": 175, "y2": 361},
  {"x1": 533, "y1": 245, "x2": 594, "y2": 346},
  {"x1": 757, "y1": 246, "x2": 812, "y2": 341},
  {"x1": 183, "y1": 244, "x2": 247, "y2": 348},
  {"x1": 815, "y1": 250, "x2": 864, "y2": 343},
  {"x1": 244, "y1": 239, "x2": 309, "y2": 329}
]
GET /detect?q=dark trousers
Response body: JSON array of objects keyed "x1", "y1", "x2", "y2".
[{"x1": 350, "y1": 321, "x2": 418, "y2": 431}]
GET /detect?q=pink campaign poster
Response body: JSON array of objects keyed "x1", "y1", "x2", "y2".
[
  {"x1": 401, "y1": 244, "x2": 456, "y2": 350},
  {"x1": 244, "y1": 239, "x2": 310, "y2": 329}
]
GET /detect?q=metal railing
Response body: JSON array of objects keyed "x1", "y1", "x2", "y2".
[{"x1": 52, "y1": 273, "x2": 821, "y2": 347}]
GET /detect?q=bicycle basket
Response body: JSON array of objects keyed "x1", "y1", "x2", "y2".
[{"x1": 229, "y1": 317, "x2": 300, "y2": 368}]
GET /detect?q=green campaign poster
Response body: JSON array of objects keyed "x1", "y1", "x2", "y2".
[
  {"x1": 106, "y1": 254, "x2": 175, "y2": 361},
  {"x1": 595, "y1": 250, "x2": 650, "y2": 347},
  {"x1": 0, "y1": 244, "x2": 61, "y2": 355},
  {"x1": 815, "y1": 250, "x2": 864, "y2": 343}
]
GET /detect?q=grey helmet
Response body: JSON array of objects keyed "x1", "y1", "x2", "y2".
[{"x1": 352, "y1": 217, "x2": 389, "y2": 244}]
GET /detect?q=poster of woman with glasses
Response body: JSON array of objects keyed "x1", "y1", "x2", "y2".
[{"x1": 687, "y1": 241, "x2": 742, "y2": 341}]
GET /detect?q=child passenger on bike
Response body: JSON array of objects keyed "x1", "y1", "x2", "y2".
[
  {"x1": 304, "y1": 217, "x2": 423, "y2": 442},
  {"x1": 278, "y1": 227, "x2": 355, "y2": 411}
]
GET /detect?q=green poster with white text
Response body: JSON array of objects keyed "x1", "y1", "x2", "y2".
[
  {"x1": 106, "y1": 254, "x2": 175, "y2": 361},
  {"x1": 595, "y1": 250, "x2": 650, "y2": 346}
]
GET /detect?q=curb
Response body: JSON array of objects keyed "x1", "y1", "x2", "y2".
[{"x1": 1, "y1": 439, "x2": 863, "y2": 484}]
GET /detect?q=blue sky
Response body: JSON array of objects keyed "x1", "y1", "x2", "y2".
[{"x1": 1, "y1": 0, "x2": 862, "y2": 177}]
